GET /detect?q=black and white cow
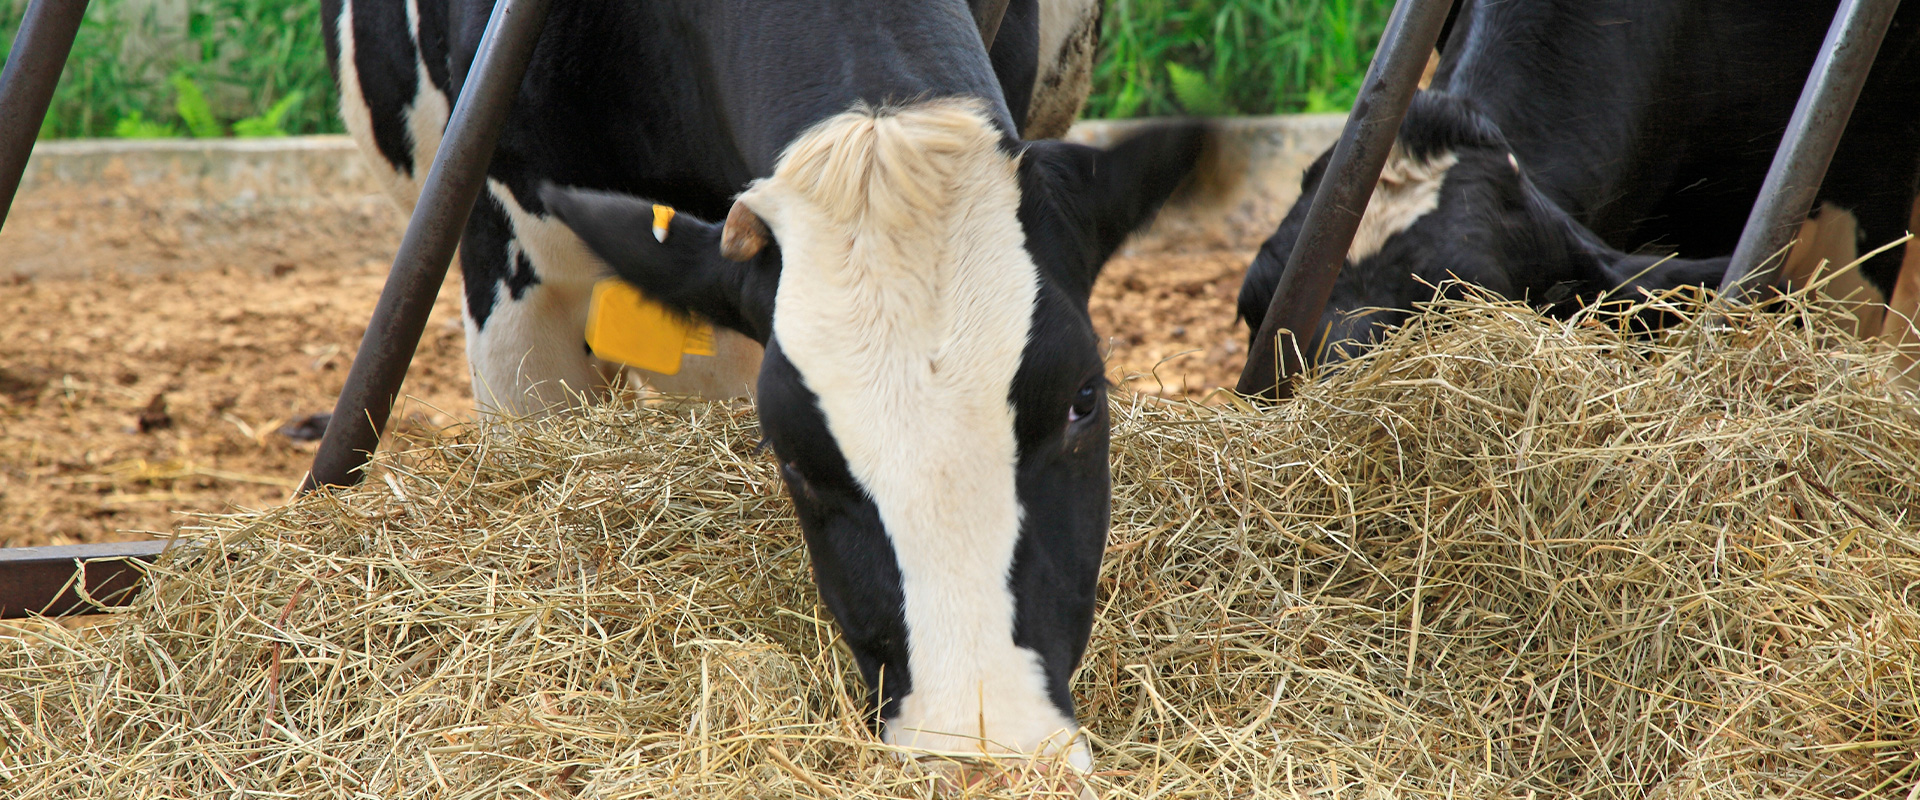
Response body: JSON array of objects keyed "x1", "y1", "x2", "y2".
[
  {"x1": 323, "y1": 0, "x2": 1100, "y2": 413},
  {"x1": 324, "y1": 0, "x2": 1212, "y2": 770},
  {"x1": 1241, "y1": 0, "x2": 1920, "y2": 366}
]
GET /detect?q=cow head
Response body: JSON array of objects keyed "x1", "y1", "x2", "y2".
[
  {"x1": 1239, "y1": 92, "x2": 1727, "y2": 368},
  {"x1": 542, "y1": 99, "x2": 1211, "y2": 769}
]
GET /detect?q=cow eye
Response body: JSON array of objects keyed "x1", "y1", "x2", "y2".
[{"x1": 1067, "y1": 379, "x2": 1103, "y2": 424}]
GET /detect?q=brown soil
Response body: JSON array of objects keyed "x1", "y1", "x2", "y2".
[{"x1": 2, "y1": 218, "x2": 1251, "y2": 547}]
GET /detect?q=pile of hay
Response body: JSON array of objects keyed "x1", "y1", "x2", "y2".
[{"x1": 4, "y1": 294, "x2": 1918, "y2": 799}]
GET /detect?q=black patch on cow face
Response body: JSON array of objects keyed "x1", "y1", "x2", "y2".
[
  {"x1": 1241, "y1": 91, "x2": 1758, "y2": 369},
  {"x1": 1005, "y1": 281, "x2": 1110, "y2": 716},
  {"x1": 754, "y1": 342, "x2": 911, "y2": 724}
]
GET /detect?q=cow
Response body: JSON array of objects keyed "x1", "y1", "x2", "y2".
[
  {"x1": 323, "y1": 0, "x2": 1215, "y2": 772},
  {"x1": 1240, "y1": 0, "x2": 1920, "y2": 369}
]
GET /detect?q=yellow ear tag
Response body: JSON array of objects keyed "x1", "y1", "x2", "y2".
[
  {"x1": 651, "y1": 203, "x2": 674, "y2": 243},
  {"x1": 584, "y1": 205, "x2": 718, "y2": 375},
  {"x1": 586, "y1": 280, "x2": 718, "y2": 374}
]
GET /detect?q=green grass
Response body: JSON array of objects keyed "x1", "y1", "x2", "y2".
[{"x1": 2, "y1": 0, "x2": 1394, "y2": 139}]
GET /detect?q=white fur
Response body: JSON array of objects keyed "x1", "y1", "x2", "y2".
[
  {"x1": 1350, "y1": 145, "x2": 1458, "y2": 263},
  {"x1": 746, "y1": 102, "x2": 1086, "y2": 767}
]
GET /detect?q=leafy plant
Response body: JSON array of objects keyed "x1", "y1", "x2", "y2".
[
  {"x1": 1166, "y1": 62, "x2": 1231, "y2": 115},
  {"x1": 0, "y1": 0, "x2": 341, "y2": 138},
  {"x1": 169, "y1": 73, "x2": 223, "y2": 138},
  {"x1": 112, "y1": 111, "x2": 178, "y2": 139},
  {"x1": 233, "y1": 90, "x2": 305, "y2": 137}
]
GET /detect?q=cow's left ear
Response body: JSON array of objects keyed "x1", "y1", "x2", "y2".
[
  {"x1": 1021, "y1": 122, "x2": 1219, "y2": 283},
  {"x1": 539, "y1": 184, "x2": 780, "y2": 344}
]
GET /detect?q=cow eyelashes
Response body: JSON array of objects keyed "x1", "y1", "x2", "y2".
[{"x1": 1067, "y1": 379, "x2": 1102, "y2": 424}]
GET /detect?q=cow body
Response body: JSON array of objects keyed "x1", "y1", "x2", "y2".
[
  {"x1": 1241, "y1": 0, "x2": 1920, "y2": 364},
  {"x1": 322, "y1": 0, "x2": 1101, "y2": 413},
  {"x1": 323, "y1": 0, "x2": 1208, "y2": 774}
]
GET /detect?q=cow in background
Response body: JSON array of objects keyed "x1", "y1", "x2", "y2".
[
  {"x1": 323, "y1": 0, "x2": 1101, "y2": 413},
  {"x1": 1241, "y1": 0, "x2": 1920, "y2": 369}
]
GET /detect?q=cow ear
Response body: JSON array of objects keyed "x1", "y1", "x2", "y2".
[
  {"x1": 539, "y1": 184, "x2": 779, "y2": 344},
  {"x1": 1025, "y1": 122, "x2": 1220, "y2": 282}
]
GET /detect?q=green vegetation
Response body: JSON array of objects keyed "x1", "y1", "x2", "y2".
[
  {"x1": 1089, "y1": 0, "x2": 1395, "y2": 117},
  {"x1": 2, "y1": 0, "x2": 1395, "y2": 140},
  {"x1": 0, "y1": 0, "x2": 338, "y2": 138}
]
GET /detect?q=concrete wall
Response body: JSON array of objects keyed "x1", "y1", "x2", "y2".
[{"x1": 3, "y1": 116, "x2": 1344, "y2": 278}]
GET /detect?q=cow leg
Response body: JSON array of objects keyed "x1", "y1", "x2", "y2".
[
  {"x1": 328, "y1": 0, "x2": 451, "y2": 213},
  {"x1": 461, "y1": 182, "x2": 607, "y2": 417}
]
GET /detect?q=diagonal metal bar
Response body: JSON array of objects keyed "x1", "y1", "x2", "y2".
[
  {"x1": 300, "y1": 0, "x2": 552, "y2": 492},
  {"x1": 0, "y1": 541, "x2": 170, "y2": 619},
  {"x1": 0, "y1": 0, "x2": 89, "y2": 229},
  {"x1": 1717, "y1": 0, "x2": 1901, "y2": 298},
  {"x1": 1235, "y1": 0, "x2": 1456, "y2": 400}
]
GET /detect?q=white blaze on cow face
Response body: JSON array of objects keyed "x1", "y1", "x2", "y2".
[
  {"x1": 743, "y1": 101, "x2": 1086, "y2": 766},
  {"x1": 1350, "y1": 144, "x2": 1459, "y2": 264}
]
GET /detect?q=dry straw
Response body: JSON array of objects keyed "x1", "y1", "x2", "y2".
[{"x1": 4, "y1": 290, "x2": 1918, "y2": 799}]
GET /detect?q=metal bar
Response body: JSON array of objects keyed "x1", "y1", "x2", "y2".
[
  {"x1": 300, "y1": 0, "x2": 552, "y2": 492},
  {"x1": 1717, "y1": 0, "x2": 1900, "y2": 298},
  {"x1": 0, "y1": 0, "x2": 89, "y2": 229},
  {"x1": 1235, "y1": 0, "x2": 1456, "y2": 400},
  {"x1": 0, "y1": 541, "x2": 170, "y2": 619}
]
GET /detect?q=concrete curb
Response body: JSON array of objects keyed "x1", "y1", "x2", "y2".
[{"x1": 5, "y1": 116, "x2": 1344, "y2": 278}]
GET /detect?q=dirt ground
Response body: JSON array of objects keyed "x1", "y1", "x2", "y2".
[{"x1": 1, "y1": 204, "x2": 1253, "y2": 547}]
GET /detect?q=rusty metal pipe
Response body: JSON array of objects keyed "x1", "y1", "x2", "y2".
[
  {"x1": 1717, "y1": 0, "x2": 1901, "y2": 298},
  {"x1": 301, "y1": 0, "x2": 552, "y2": 492},
  {"x1": 0, "y1": 0, "x2": 89, "y2": 229},
  {"x1": 1235, "y1": 0, "x2": 1457, "y2": 400},
  {"x1": 0, "y1": 541, "x2": 170, "y2": 619}
]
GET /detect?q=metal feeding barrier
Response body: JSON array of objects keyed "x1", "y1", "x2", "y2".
[
  {"x1": 1235, "y1": 0, "x2": 1903, "y2": 399},
  {"x1": 0, "y1": 0, "x2": 1900, "y2": 617}
]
